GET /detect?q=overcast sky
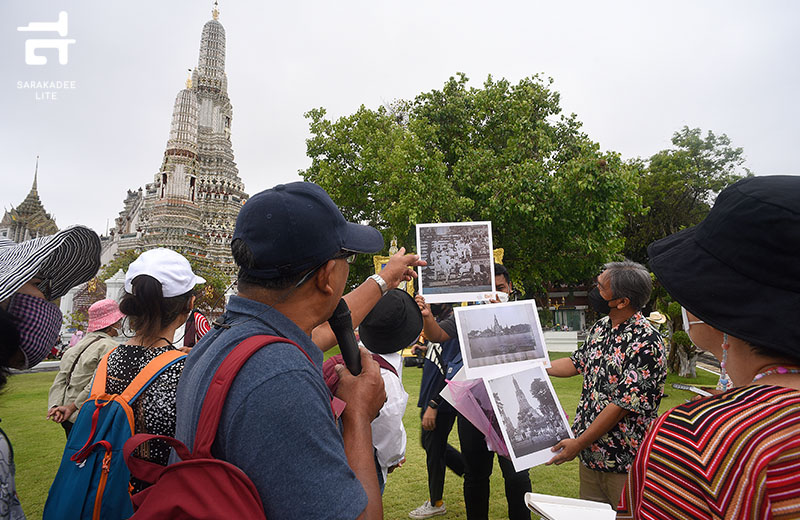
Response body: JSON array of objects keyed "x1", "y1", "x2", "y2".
[{"x1": 2, "y1": 1, "x2": 798, "y2": 235}]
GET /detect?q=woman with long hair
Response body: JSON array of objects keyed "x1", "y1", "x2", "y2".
[{"x1": 109, "y1": 248, "x2": 204, "y2": 492}]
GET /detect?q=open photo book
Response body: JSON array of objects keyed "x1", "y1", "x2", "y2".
[{"x1": 525, "y1": 493, "x2": 615, "y2": 520}]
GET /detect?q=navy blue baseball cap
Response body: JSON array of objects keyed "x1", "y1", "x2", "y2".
[{"x1": 232, "y1": 182, "x2": 384, "y2": 279}]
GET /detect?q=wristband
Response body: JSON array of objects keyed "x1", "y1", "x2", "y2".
[
  {"x1": 428, "y1": 400, "x2": 439, "y2": 410},
  {"x1": 368, "y1": 273, "x2": 389, "y2": 296}
]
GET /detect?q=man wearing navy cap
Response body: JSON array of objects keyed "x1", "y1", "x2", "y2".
[{"x1": 175, "y1": 182, "x2": 424, "y2": 519}]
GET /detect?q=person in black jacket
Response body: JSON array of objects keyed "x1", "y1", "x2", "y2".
[{"x1": 409, "y1": 302, "x2": 465, "y2": 519}]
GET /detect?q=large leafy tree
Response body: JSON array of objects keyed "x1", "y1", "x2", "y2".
[
  {"x1": 621, "y1": 127, "x2": 751, "y2": 375},
  {"x1": 302, "y1": 73, "x2": 641, "y2": 295},
  {"x1": 622, "y1": 127, "x2": 751, "y2": 264}
]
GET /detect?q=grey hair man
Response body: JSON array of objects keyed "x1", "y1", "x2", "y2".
[{"x1": 545, "y1": 260, "x2": 667, "y2": 508}]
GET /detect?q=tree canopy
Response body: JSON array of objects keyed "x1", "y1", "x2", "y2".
[
  {"x1": 622, "y1": 127, "x2": 751, "y2": 263},
  {"x1": 302, "y1": 73, "x2": 641, "y2": 295}
]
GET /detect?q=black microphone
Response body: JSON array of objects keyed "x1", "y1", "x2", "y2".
[{"x1": 328, "y1": 298, "x2": 361, "y2": 375}]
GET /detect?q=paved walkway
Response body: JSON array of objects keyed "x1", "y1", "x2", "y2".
[{"x1": 11, "y1": 359, "x2": 60, "y2": 374}]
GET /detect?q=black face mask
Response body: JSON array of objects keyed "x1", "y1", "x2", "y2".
[{"x1": 588, "y1": 287, "x2": 613, "y2": 315}]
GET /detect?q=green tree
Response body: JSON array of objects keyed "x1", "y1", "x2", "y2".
[
  {"x1": 302, "y1": 73, "x2": 641, "y2": 295},
  {"x1": 623, "y1": 127, "x2": 751, "y2": 263}
]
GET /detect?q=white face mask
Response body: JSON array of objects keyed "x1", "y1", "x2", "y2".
[
  {"x1": 681, "y1": 306, "x2": 705, "y2": 340},
  {"x1": 497, "y1": 291, "x2": 509, "y2": 303}
]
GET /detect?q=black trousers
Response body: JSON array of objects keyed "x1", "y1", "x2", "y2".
[
  {"x1": 61, "y1": 420, "x2": 73, "y2": 439},
  {"x1": 420, "y1": 408, "x2": 465, "y2": 502},
  {"x1": 458, "y1": 415, "x2": 531, "y2": 520}
]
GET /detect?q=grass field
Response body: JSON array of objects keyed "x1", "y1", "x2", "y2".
[{"x1": 2, "y1": 352, "x2": 717, "y2": 519}]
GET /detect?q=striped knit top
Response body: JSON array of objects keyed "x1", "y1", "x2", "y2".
[{"x1": 618, "y1": 385, "x2": 800, "y2": 519}]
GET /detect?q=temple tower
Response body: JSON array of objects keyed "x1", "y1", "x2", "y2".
[
  {"x1": 139, "y1": 75, "x2": 205, "y2": 254},
  {"x1": 0, "y1": 158, "x2": 59, "y2": 242},
  {"x1": 192, "y1": 4, "x2": 247, "y2": 274},
  {"x1": 111, "y1": 4, "x2": 247, "y2": 274}
]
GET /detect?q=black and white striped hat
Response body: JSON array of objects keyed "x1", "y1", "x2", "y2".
[{"x1": 0, "y1": 225, "x2": 101, "y2": 302}]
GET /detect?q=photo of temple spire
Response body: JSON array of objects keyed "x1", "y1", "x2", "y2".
[
  {"x1": 467, "y1": 313, "x2": 532, "y2": 339},
  {"x1": 489, "y1": 369, "x2": 572, "y2": 458}
]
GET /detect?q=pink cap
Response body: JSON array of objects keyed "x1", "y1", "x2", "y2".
[{"x1": 87, "y1": 298, "x2": 124, "y2": 332}]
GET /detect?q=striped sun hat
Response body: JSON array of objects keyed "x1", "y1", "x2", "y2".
[{"x1": 0, "y1": 225, "x2": 101, "y2": 303}]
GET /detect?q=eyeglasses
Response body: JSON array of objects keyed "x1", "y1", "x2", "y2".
[
  {"x1": 681, "y1": 307, "x2": 704, "y2": 333},
  {"x1": 293, "y1": 250, "x2": 358, "y2": 289},
  {"x1": 331, "y1": 250, "x2": 357, "y2": 265}
]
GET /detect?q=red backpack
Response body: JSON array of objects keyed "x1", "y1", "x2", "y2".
[{"x1": 123, "y1": 335, "x2": 313, "y2": 519}]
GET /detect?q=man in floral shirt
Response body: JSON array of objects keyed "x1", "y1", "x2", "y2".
[{"x1": 546, "y1": 261, "x2": 666, "y2": 508}]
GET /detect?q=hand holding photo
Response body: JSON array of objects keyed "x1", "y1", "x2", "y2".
[{"x1": 485, "y1": 365, "x2": 573, "y2": 472}]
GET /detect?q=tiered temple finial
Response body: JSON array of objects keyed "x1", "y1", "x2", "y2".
[
  {"x1": 212, "y1": 0, "x2": 219, "y2": 20},
  {"x1": 186, "y1": 68, "x2": 193, "y2": 89},
  {"x1": 32, "y1": 156, "x2": 39, "y2": 193}
]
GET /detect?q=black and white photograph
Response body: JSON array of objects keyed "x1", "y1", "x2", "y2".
[
  {"x1": 485, "y1": 365, "x2": 573, "y2": 471},
  {"x1": 455, "y1": 300, "x2": 548, "y2": 379},
  {"x1": 416, "y1": 221, "x2": 494, "y2": 303}
]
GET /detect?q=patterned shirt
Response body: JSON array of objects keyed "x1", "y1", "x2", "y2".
[
  {"x1": 570, "y1": 312, "x2": 666, "y2": 473},
  {"x1": 618, "y1": 385, "x2": 800, "y2": 519},
  {"x1": 105, "y1": 344, "x2": 185, "y2": 493}
]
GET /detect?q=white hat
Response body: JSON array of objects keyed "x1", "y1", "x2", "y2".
[{"x1": 124, "y1": 248, "x2": 206, "y2": 297}]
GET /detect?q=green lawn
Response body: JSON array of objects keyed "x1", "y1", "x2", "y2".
[{"x1": 2, "y1": 353, "x2": 717, "y2": 519}]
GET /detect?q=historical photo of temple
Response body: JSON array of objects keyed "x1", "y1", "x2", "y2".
[
  {"x1": 416, "y1": 221, "x2": 494, "y2": 303},
  {"x1": 455, "y1": 300, "x2": 548, "y2": 379},
  {"x1": 485, "y1": 365, "x2": 573, "y2": 471}
]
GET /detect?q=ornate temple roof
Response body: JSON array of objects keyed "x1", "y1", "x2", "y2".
[
  {"x1": 192, "y1": 4, "x2": 227, "y2": 94},
  {"x1": 166, "y1": 81, "x2": 199, "y2": 156},
  {"x1": 1, "y1": 159, "x2": 59, "y2": 241}
]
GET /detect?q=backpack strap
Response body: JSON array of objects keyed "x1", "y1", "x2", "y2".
[
  {"x1": 124, "y1": 433, "x2": 193, "y2": 484},
  {"x1": 89, "y1": 347, "x2": 116, "y2": 398},
  {"x1": 193, "y1": 335, "x2": 311, "y2": 458},
  {"x1": 372, "y1": 354, "x2": 399, "y2": 378},
  {"x1": 72, "y1": 350, "x2": 186, "y2": 469},
  {"x1": 120, "y1": 349, "x2": 186, "y2": 403}
]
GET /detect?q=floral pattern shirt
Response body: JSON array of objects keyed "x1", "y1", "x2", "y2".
[{"x1": 570, "y1": 312, "x2": 666, "y2": 473}]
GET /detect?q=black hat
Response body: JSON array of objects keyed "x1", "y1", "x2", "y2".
[
  {"x1": 359, "y1": 289, "x2": 424, "y2": 354},
  {"x1": 232, "y1": 182, "x2": 384, "y2": 279},
  {"x1": 648, "y1": 175, "x2": 800, "y2": 356}
]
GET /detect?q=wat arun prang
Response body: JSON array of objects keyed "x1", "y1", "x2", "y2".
[{"x1": 104, "y1": 6, "x2": 247, "y2": 275}]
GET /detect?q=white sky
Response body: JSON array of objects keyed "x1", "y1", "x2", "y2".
[{"x1": 2, "y1": 1, "x2": 798, "y2": 235}]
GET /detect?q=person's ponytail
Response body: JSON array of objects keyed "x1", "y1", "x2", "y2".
[{"x1": 120, "y1": 275, "x2": 192, "y2": 341}]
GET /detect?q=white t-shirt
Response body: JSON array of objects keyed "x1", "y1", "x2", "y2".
[{"x1": 371, "y1": 352, "x2": 409, "y2": 483}]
